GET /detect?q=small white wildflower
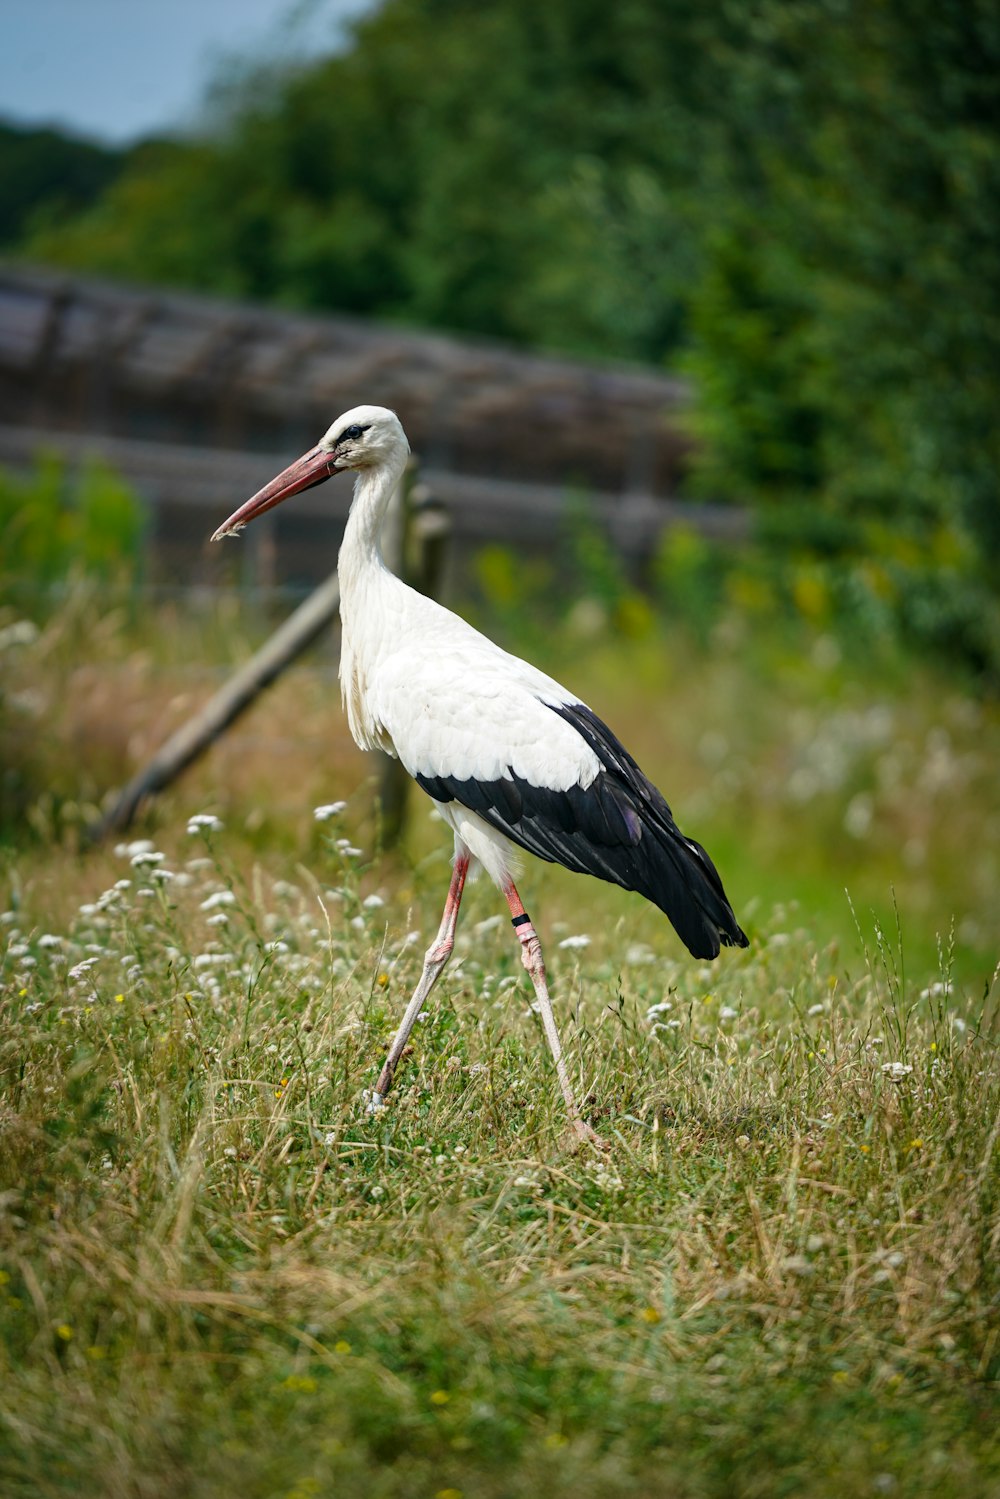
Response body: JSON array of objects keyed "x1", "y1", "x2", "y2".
[
  {"x1": 68, "y1": 957, "x2": 100, "y2": 980},
  {"x1": 6, "y1": 942, "x2": 29, "y2": 959},
  {"x1": 115, "y1": 838, "x2": 153, "y2": 859},
  {"x1": 194, "y1": 953, "x2": 231, "y2": 969},
  {"x1": 206, "y1": 912, "x2": 229, "y2": 927},
  {"x1": 314, "y1": 801, "x2": 348, "y2": 821},
  {"x1": 646, "y1": 1001, "x2": 673, "y2": 1018},
  {"x1": 264, "y1": 940, "x2": 289, "y2": 954},
  {"x1": 950, "y1": 1016, "x2": 967, "y2": 1034},
  {"x1": 130, "y1": 850, "x2": 165, "y2": 868},
  {"x1": 0, "y1": 619, "x2": 38, "y2": 650},
  {"x1": 720, "y1": 1006, "x2": 738, "y2": 1020},
  {"x1": 187, "y1": 813, "x2": 224, "y2": 834},
  {"x1": 807, "y1": 1003, "x2": 826, "y2": 1016},
  {"x1": 200, "y1": 890, "x2": 236, "y2": 912},
  {"x1": 362, "y1": 893, "x2": 385, "y2": 910},
  {"x1": 370, "y1": 1185, "x2": 385, "y2": 1198},
  {"x1": 558, "y1": 934, "x2": 591, "y2": 950},
  {"x1": 843, "y1": 793, "x2": 874, "y2": 840},
  {"x1": 881, "y1": 1062, "x2": 913, "y2": 1080},
  {"x1": 38, "y1": 934, "x2": 63, "y2": 950}
]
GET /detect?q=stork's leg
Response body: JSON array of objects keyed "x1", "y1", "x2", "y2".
[
  {"x1": 502, "y1": 881, "x2": 607, "y2": 1150},
  {"x1": 370, "y1": 853, "x2": 470, "y2": 1104}
]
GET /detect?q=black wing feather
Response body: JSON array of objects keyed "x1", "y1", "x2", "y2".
[{"x1": 415, "y1": 701, "x2": 748, "y2": 961}]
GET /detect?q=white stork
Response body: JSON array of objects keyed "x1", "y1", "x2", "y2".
[{"x1": 212, "y1": 405, "x2": 747, "y2": 1146}]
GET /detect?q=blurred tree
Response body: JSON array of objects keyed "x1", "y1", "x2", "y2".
[
  {"x1": 16, "y1": 0, "x2": 1000, "y2": 665},
  {"x1": 0, "y1": 121, "x2": 126, "y2": 245}
]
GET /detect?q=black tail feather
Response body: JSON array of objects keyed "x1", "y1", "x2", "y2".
[
  {"x1": 416, "y1": 701, "x2": 748, "y2": 962},
  {"x1": 550, "y1": 703, "x2": 748, "y2": 958}
]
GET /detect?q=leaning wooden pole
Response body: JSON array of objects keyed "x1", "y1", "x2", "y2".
[{"x1": 86, "y1": 572, "x2": 343, "y2": 841}]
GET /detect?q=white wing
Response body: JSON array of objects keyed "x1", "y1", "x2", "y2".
[{"x1": 365, "y1": 596, "x2": 601, "y2": 793}]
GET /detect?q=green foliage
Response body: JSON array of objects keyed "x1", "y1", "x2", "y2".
[
  {"x1": 679, "y1": 0, "x2": 1000, "y2": 590},
  {"x1": 13, "y1": 0, "x2": 1000, "y2": 668},
  {"x1": 0, "y1": 456, "x2": 143, "y2": 596},
  {"x1": 0, "y1": 120, "x2": 126, "y2": 246},
  {"x1": 0, "y1": 810, "x2": 997, "y2": 1496},
  {"x1": 473, "y1": 502, "x2": 1000, "y2": 680}
]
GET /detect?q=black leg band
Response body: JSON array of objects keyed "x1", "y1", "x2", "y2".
[{"x1": 511, "y1": 912, "x2": 531, "y2": 928}]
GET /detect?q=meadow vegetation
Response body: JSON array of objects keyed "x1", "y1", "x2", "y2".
[
  {"x1": 1, "y1": 579, "x2": 998, "y2": 1497},
  {"x1": 3, "y1": 0, "x2": 997, "y2": 1483}
]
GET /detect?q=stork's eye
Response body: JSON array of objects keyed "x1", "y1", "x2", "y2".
[{"x1": 342, "y1": 424, "x2": 365, "y2": 441}]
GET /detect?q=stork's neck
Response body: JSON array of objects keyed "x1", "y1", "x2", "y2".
[
  {"x1": 337, "y1": 454, "x2": 408, "y2": 604},
  {"x1": 336, "y1": 450, "x2": 409, "y2": 754}
]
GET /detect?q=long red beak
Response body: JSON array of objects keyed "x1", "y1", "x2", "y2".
[{"x1": 211, "y1": 447, "x2": 340, "y2": 541}]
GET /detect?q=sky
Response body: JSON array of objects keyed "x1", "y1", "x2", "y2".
[{"x1": 1, "y1": 0, "x2": 373, "y2": 145}]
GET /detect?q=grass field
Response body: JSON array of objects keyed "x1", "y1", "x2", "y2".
[{"x1": 1, "y1": 594, "x2": 998, "y2": 1496}]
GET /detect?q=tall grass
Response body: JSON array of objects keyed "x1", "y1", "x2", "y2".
[
  {"x1": 1, "y1": 589, "x2": 998, "y2": 1495},
  {"x1": 0, "y1": 813, "x2": 997, "y2": 1497}
]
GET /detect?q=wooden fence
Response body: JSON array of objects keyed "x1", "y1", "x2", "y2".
[{"x1": 0, "y1": 264, "x2": 748, "y2": 589}]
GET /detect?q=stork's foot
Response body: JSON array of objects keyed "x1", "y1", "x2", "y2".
[{"x1": 567, "y1": 1117, "x2": 610, "y2": 1152}]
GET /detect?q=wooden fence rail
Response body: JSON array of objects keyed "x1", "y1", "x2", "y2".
[{"x1": 0, "y1": 422, "x2": 750, "y2": 592}]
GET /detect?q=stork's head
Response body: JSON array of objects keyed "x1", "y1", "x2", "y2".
[{"x1": 211, "y1": 404, "x2": 408, "y2": 541}]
